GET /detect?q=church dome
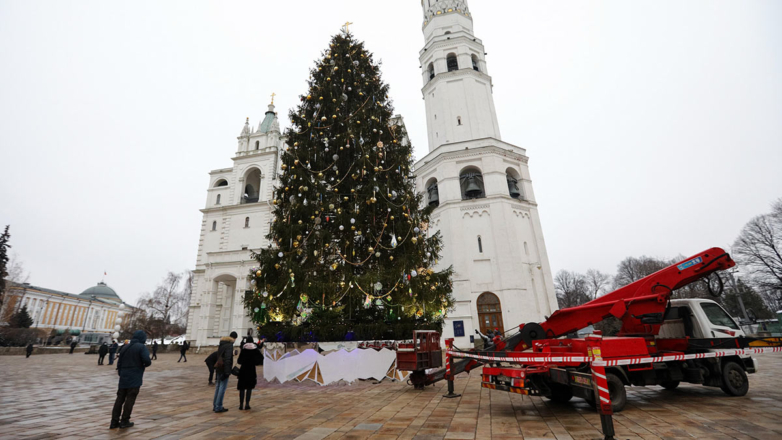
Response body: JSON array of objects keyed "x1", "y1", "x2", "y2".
[{"x1": 80, "y1": 282, "x2": 122, "y2": 302}]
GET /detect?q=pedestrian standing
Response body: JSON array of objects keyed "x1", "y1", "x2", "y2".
[
  {"x1": 237, "y1": 337, "x2": 264, "y2": 410},
  {"x1": 110, "y1": 330, "x2": 151, "y2": 429},
  {"x1": 178, "y1": 340, "x2": 189, "y2": 363},
  {"x1": 151, "y1": 340, "x2": 158, "y2": 360},
  {"x1": 26, "y1": 343, "x2": 34, "y2": 358},
  {"x1": 108, "y1": 340, "x2": 119, "y2": 365},
  {"x1": 98, "y1": 342, "x2": 109, "y2": 365},
  {"x1": 69, "y1": 340, "x2": 77, "y2": 354},
  {"x1": 205, "y1": 349, "x2": 219, "y2": 385},
  {"x1": 212, "y1": 331, "x2": 237, "y2": 413}
]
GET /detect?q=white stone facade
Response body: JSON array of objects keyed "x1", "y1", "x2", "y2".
[
  {"x1": 186, "y1": 104, "x2": 283, "y2": 347},
  {"x1": 416, "y1": 0, "x2": 559, "y2": 348}
]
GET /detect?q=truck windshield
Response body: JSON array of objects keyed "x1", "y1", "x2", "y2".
[{"x1": 701, "y1": 302, "x2": 739, "y2": 330}]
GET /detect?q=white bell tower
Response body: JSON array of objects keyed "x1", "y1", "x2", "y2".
[{"x1": 415, "y1": 0, "x2": 559, "y2": 348}]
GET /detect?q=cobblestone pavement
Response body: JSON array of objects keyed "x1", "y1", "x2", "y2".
[{"x1": 2, "y1": 351, "x2": 782, "y2": 439}]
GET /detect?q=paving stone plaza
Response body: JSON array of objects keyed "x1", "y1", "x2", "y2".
[{"x1": 1, "y1": 351, "x2": 781, "y2": 439}]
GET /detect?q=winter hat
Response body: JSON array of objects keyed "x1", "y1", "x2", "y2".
[{"x1": 229, "y1": 331, "x2": 238, "y2": 339}]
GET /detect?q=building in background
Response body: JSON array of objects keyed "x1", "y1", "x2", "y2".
[
  {"x1": 414, "y1": 0, "x2": 558, "y2": 347},
  {"x1": 0, "y1": 281, "x2": 131, "y2": 344},
  {"x1": 185, "y1": 102, "x2": 284, "y2": 347}
]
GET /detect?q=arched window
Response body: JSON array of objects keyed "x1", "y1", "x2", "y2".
[
  {"x1": 460, "y1": 167, "x2": 485, "y2": 200},
  {"x1": 245, "y1": 217, "x2": 250, "y2": 228},
  {"x1": 426, "y1": 178, "x2": 440, "y2": 208},
  {"x1": 214, "y1": 179, "x2": 228, "y2": 187},
  {"x1": 216, "y1": 194, "x2": 221, "y2": 205},
  {"x1": 446, "y1": 53, "x2": 458, "y2": 72},
  {"x1": 243, "y1": 168, "x2": 262, "y2": 203},
  {"x1": 506, "y1": 168, "x2": 522, "y2": 199},
  {"x1": 211, "y1": 221, "x2": 217, "y2": 231},
  {"x1": 428, "y1": 63, "x2": 435, "y2": 81},
  {"x1": 478, "y1": 236, "x2": 483, "y2": 253},
  {"x1": 471, "y1": 54, "x2": 480, "y2": 72},
  {"x1": 477, "y1": 292, "x2": 504, "y2": 336},
  {"x1": 255, "y1": 140, "x2": 260, "y2": 150},
  {"x1": 457, "y1": 116, "x2": 462, "y2": 126}
]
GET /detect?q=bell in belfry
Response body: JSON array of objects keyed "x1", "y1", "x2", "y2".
[
  {"x1": 464, "y1": 176, "x2": 482, "y2": 198},
  {"x1": 427, "y1": 184, "x2": 439, "y2": 206},
  {"x1": 508, "y1": 177, "x2": 521, "y2": 199}
]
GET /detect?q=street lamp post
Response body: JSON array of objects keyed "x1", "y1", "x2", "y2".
[{"x1": 726, "y1": 270, "x2": 750, "y2": 323}]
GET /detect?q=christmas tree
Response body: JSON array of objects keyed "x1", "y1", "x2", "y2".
[{"x1": 244, "y1": 29, "x2": 453, "y2": 329}]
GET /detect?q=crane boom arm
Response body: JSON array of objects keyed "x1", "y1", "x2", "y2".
[{"x1": 520, "y1": 248, "x2": 735, "y2": 345}]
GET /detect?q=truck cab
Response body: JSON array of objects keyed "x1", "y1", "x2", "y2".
[{"x1": 659, "y1": 298, "x2": 746, "y2": 340}]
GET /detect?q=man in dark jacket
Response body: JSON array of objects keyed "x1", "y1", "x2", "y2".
[
  {"x1": 151, "y1": 340, "x2": 158, "y2": 360},
  {"x1": 98, "y1": 343, "x2": 109, "y2": 365},
  {"x1": 26, "y1": 343, "x2": 34, "y2": 358},
  {"x1": 69, "y1": 340, "x2": 77, "y2": 354},
  {"x1": 178, "y1": 340, "x2": 189, "y2": 362},
  {"x1": 108, "y1": 340, "x2": 118, "y2": 365},
  {"x1": 110, "y1": 330, "x2": 151, "y2": 429},
  {"x1": 212, "y1": 331, "x2": 237, "y2": 413},
  {"x1": 204, "y1": 349, "x2": 219, "y2": 385}
]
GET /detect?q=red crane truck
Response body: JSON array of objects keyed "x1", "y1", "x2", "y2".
[{"x1": 398, "y1": 248, "x2": 782, "y2": 439}]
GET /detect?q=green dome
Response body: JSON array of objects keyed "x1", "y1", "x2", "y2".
[{"x1": 80, "y1": 282, "x2": 121, "y2": 301}]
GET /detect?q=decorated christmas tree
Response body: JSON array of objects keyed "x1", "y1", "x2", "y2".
[{"x1": 244, "y1": 29, "x2": 453, "y2": 331}]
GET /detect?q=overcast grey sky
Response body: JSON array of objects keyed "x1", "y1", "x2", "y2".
[{"x1": 1, "y1": 1, "x2": 780, "y2": 306}]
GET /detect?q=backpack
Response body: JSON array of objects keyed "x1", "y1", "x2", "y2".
[{"x1": 214, "y1": 345, "x2": 225, "y2": 371}]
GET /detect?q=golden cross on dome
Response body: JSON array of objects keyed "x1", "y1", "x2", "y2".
[
  {"x1": 270, "y1": 92, "x2": 276, "y2": 105},
  {"x1": 343, "y1": 21, "x2": 353, "y2": 33}
]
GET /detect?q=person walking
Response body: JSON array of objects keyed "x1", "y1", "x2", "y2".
[
  {"x1": 178, "y1": 340, "x2": 189, "y2": 363},
  {"x1": 69, "y1": 340, "x2": 77, "y2": 354},
  {"x1": 26, "y1": 343, "x2": 34, "y2": 358},
  {"x1": 98, "y1": 342, "x2": 109, "y2": 365},
  {"x1": 151, "y1": 340, "x2": 158, "y2": 360},
  {"x1": 108, "y1": 340, "x2": 119, "y2": 365},
  {"x1": 212, "y1": 331, "x2": 237, "y2": 413},
  {"x1": 205, "y1": 349, "x2": 219, "y2": 385},
  {"x1": 237, "y1": 337, "x2": 264, "y2": 410},
  {"x1": 110, "y1": 330, "x2": 151, "y2": 429}
]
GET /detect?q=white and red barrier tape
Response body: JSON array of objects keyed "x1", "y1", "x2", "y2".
[{"x1": 448, "y1": 346, "x2": 782, "y2": 368}]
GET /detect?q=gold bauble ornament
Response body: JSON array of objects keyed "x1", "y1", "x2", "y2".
[
  {"x1": 389, "y1": 256, "x2": 394, "y2": 261},
  {"x1": 274, "y1": 264, "x2": 281, "y2": 269},
  {"x1": 411, "y1": 238, "x2": 418, "y2": 244},
  {"x1": 256, "y1": 270, "x2": 262, "y2": 276},
  {"x1": 332, "y1": 115, "x2": 337, "y2": 119},
  {"x1": 307, "y1": 95, "x2": 312, "y2": 100},
  {"x1": 368, "y1": 247, "x2": 374, "y2": 253},
  {"x1": 298, "y1": 220, "x2": 303, "y2": 225}
]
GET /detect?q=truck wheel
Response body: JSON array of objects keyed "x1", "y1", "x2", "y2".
[
  {"x1": 721, "y1": 361, "x2": 749, "y2": 397},
  {"x1": 584, "y1": 373, "x2": 627, "y2": 412},
  {"x1": 545, "y1": 384, "x2": 573, "y2": 403},
  {"x1": 660, "y1": 380, "x2": 680, "y2": 390}
]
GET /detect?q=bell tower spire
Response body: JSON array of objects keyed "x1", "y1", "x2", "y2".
[{"x1": 420, "y1": 0, "x2": 500, "y2": 151}]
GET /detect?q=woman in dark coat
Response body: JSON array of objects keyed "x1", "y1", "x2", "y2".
[{"x1": 236, "y1": 337, "x2": 264, "y2": 410}]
